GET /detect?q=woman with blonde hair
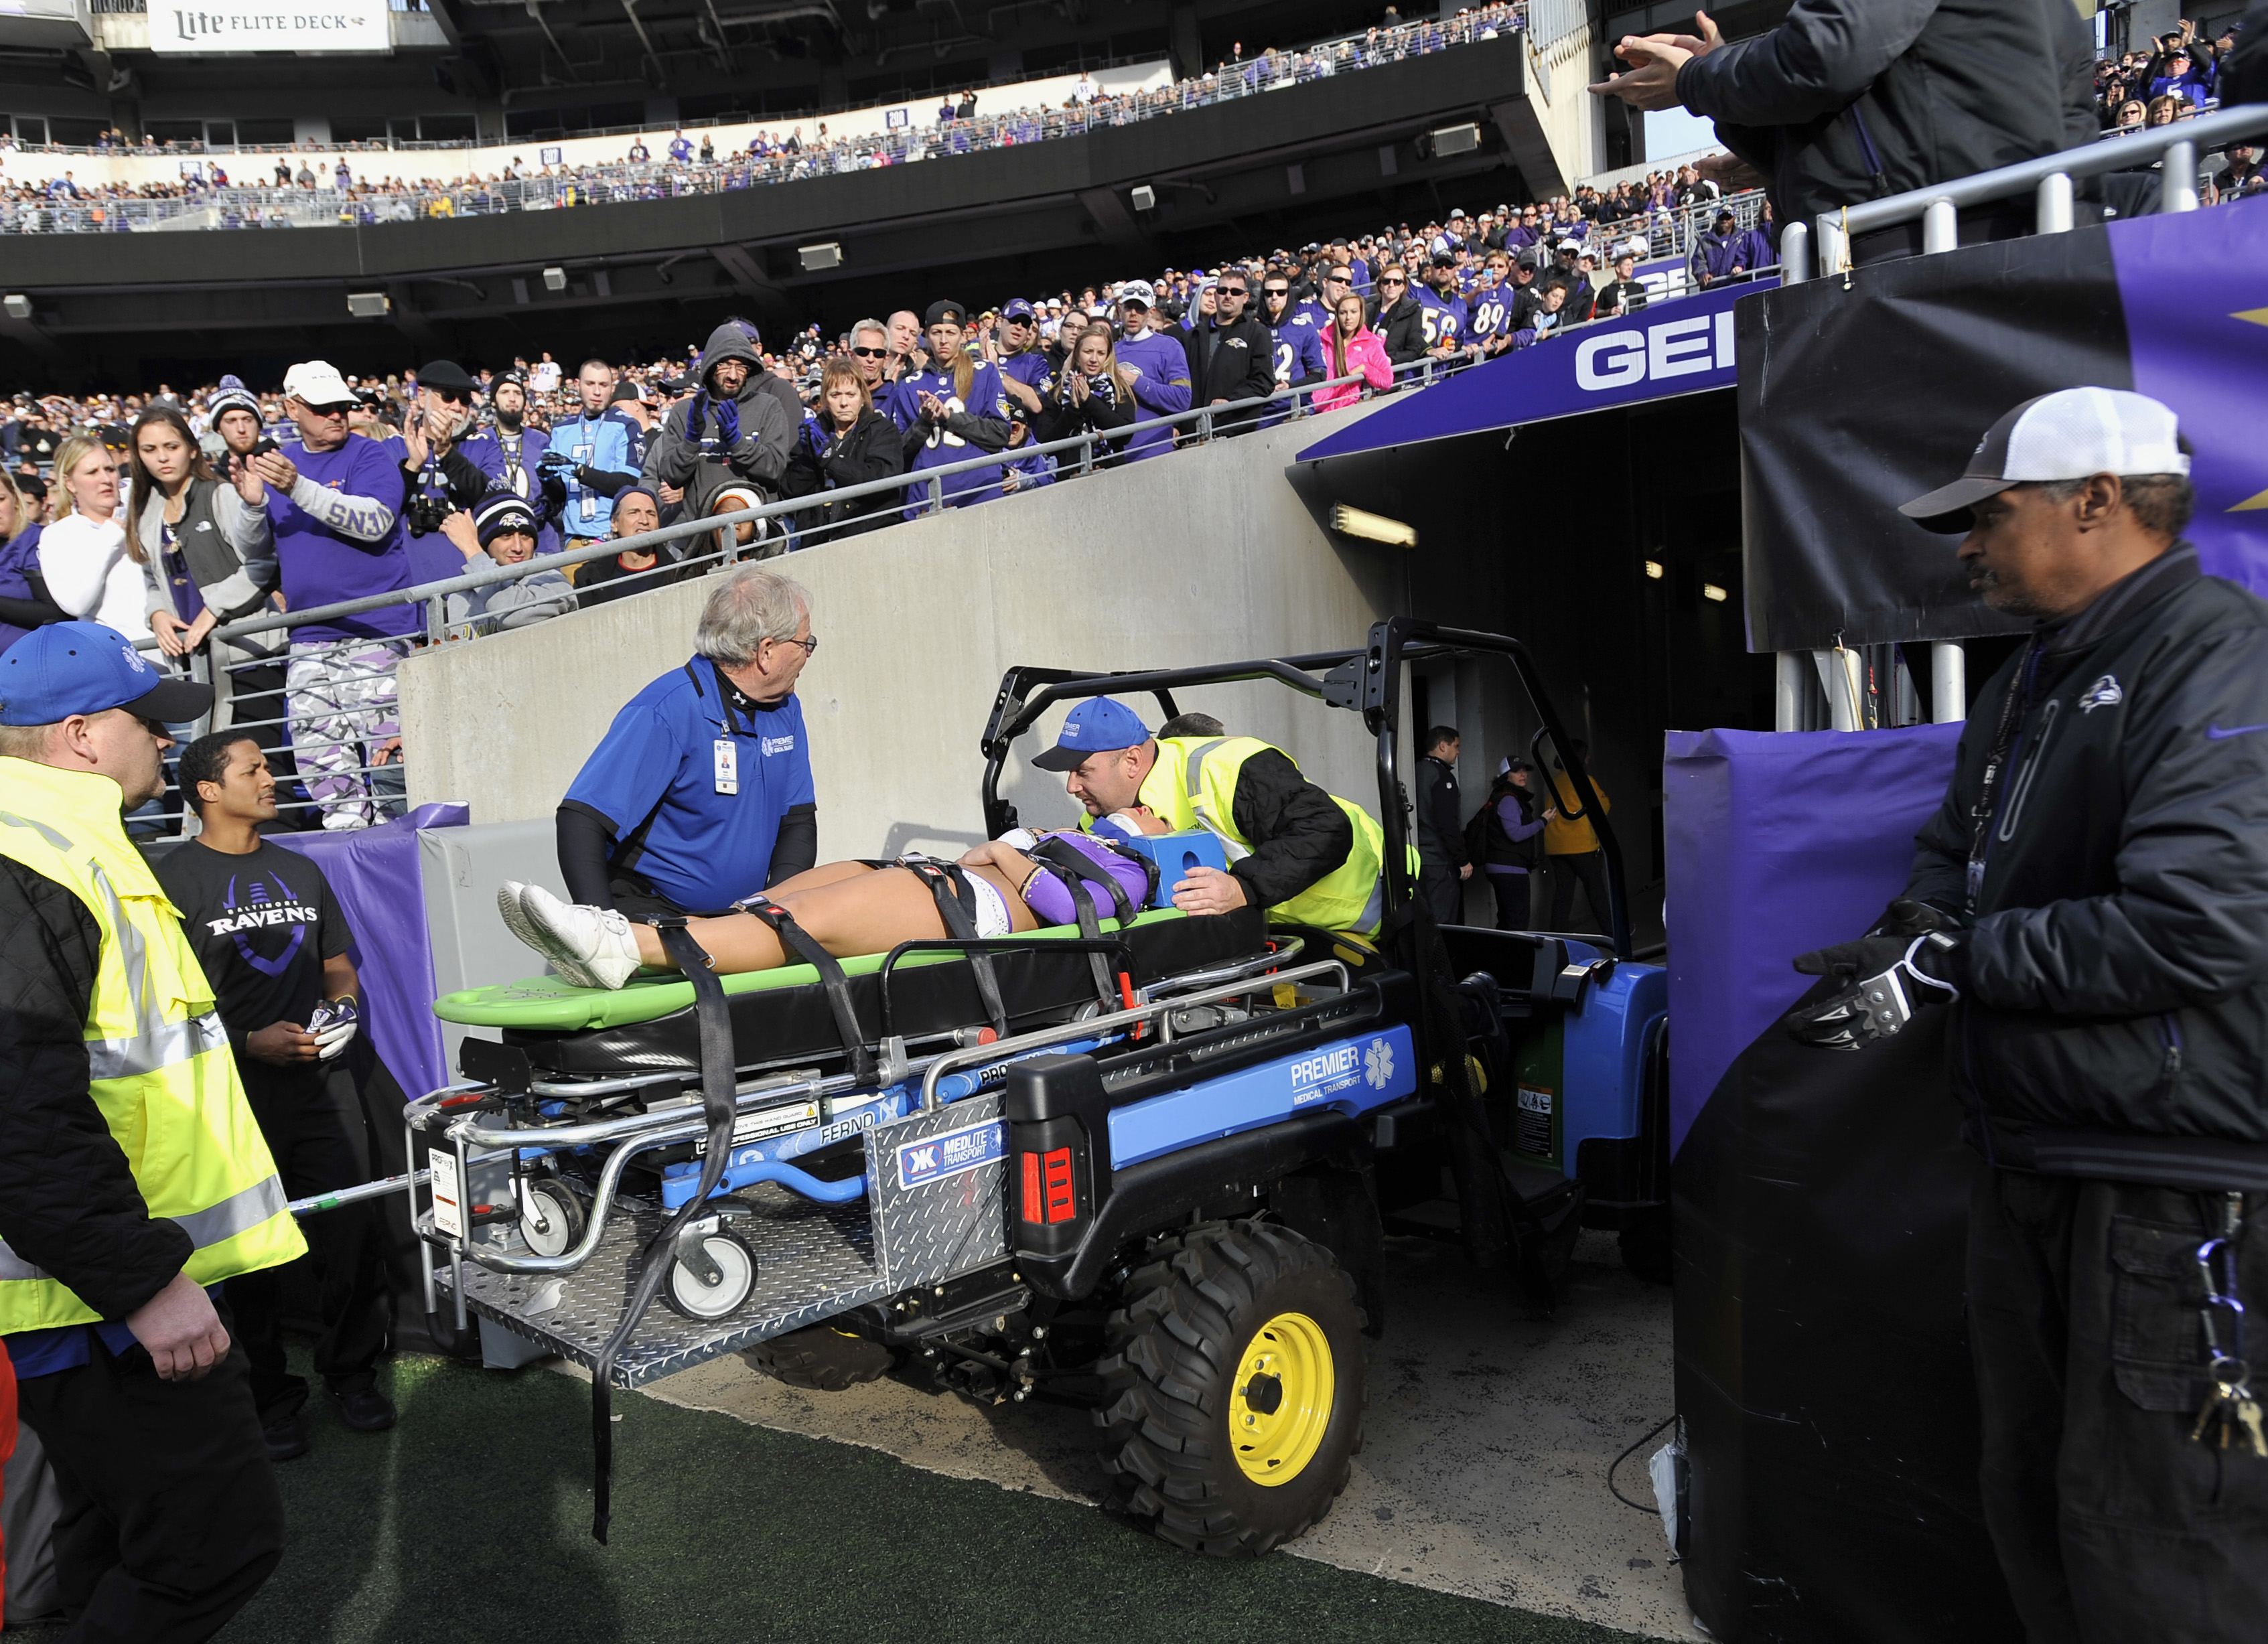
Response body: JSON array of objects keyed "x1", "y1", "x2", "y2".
[
  {"x1": 1035, "y1": 323, "x2": 1141, "y2": 465},
  {"x1": 1314, "y1": 291, "x2": 1393, "y2": 414},
  {"x1": 783, "y1": 354, "x2": 906, "y2": 540},
  {"x1": 38, "y1": 433, "x2": 148, "y2": 640}
]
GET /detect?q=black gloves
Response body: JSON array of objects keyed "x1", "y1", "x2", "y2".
[{"x1": 1786, "y1": 901, "x2": 1967, "y2": 1051}]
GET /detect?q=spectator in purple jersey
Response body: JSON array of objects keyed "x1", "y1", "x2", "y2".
[
  {"x1": 990, "y1": 299, "x2": 1054, "y2": 421},
  {"x1": 260, "y1": 360, "x2": 415, "y2": 830},
  {"x1": 458, "y1": 370, "x2": 559, "y2": 556},
  {"x1": 1258, "y1": 277, "x2": 1329, "y2": 426},
  {"x1": 1107, "y1": 283, "x2": 1193, "y2": 463},
  {"x1": 881, "y1": 298, "x2": 1014, "y2": 516},
  {"x1": 0, "y1": 465, "x2": 60, "y2": 654}
]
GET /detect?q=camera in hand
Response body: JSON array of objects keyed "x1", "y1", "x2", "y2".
[{"x1": 404, "y1": 489, "x2": 453, "y2": 536}]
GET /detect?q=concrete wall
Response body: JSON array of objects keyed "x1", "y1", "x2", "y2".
[
  {"x1": 400, "y1": 405, "x2": 1403, "y2": 861},
  {"x1": 1526, "y1": 19, "x2": 1604, "y2": 198}
]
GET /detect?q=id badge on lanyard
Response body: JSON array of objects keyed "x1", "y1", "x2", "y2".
[{"x1": 714, "y1": 738, "x2": 738, "y2": 795}]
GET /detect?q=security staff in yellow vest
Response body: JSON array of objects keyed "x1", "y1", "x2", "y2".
[
  {"x1": 0, "y1": 623, "x2": 305, "y2": 1642},
  {"x1": 1034, "y1": 695, "x2": 1389, "y2": 935}
]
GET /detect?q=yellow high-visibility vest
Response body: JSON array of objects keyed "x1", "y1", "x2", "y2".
[
  {"x1": 1137, "y1": 736, "x2": 1390, "y2": 936},
  {"x1": 0, "y1": 758, "x2": 305, "y2": 1332}
]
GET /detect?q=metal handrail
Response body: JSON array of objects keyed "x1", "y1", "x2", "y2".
[
  {"x1": 1771, "y1": 100, "x2": 2268, "y2": 734},
  {"x1": 1803, "y1": 102, "x2": 2268, "y2": 275}
]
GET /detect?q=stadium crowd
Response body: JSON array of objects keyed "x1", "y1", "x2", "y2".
[
  {"x1": 1, "y1": 169, "x2": 1768, "y2": 832},
  {"x1": 0, "y1": 5, "x2": 1532, "y2": 233}
]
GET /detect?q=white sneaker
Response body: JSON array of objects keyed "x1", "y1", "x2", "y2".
[
  {"x1": 514, "y1": 883, "x2": 644, "y2": 991},
  {"x1": 495, "y1": 881, "x2": 545, "y2": 958}
]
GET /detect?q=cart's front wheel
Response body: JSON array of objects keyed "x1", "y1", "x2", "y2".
[
  {"x1": 662, "y1": 1231, "x2": 758, "y2": 1321},
  {"x1": 518, "y1": 1178, "x2": 585, "y2": 1260},
  {"x1": 1092, "y1": 1219, "x2": 1366, "y2": 1557}
]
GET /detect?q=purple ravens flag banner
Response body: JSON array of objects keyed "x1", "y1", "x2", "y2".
[
  {"x1": 1293, "y1": 274, "x2": 1777, "y2": 463},
  {"x1": 1739, "y1": 196, "x2": 2268, "y2": 653}
]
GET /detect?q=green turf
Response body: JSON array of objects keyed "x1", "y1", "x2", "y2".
[{"x1": 191, "y1": 1351, "x2": 1650, "y2": 1644}]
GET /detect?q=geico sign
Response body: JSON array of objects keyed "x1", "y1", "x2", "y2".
[{"x1": 1575, "y1": 309, "x2": 1738, "y2": 393}]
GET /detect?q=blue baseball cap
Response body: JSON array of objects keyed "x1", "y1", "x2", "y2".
[
  {"x1": 0, "y1": 622, "x2": 212, "y2": 726},
  {"x1": 1031, "y1": 696, "x2": 1153, "y2": 771},
  {"x1": 1001, "y1": 298, "x2": 1036, "y2": 321}
]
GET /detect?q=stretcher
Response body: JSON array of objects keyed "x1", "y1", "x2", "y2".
[{"x1": 407, "y1": 905, "x2": 1402, "y2": 1383}]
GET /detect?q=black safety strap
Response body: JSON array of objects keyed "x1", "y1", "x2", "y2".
[
  {"x1": 734, "y1": 897, "x2": 878, "y2": 1088},
  {"x1": 1028, "y1": 836, "x2": 1148, "y2": 1006},
  {"x1": 898, "y1": 859, "x2": 1009, "y2": 1037},
  {"x1": 588, "y1": 919, "x2": 735, "y2": 1543}
]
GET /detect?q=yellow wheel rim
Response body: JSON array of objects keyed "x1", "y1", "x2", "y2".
[{"x1": 1230, "y1": 1311, "x2": 1336, "y2": 1487}]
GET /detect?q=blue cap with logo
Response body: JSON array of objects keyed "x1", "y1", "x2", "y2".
[
  {"x1": 0, "y1": 621, "x2": 212, "y2": 726},
  {"x1": 1031, "y1": 695, "x2": 1153, "y2": 771},
  {"x1": 1001, "y1": 298, "x2": 1036, "y2": 321}
]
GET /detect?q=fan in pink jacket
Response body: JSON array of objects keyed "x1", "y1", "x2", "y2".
[{"x1": 1314, "y1": 293, "x2": 1395, "y2": 413}]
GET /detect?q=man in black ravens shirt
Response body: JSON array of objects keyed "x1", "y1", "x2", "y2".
[{"x1": 155, "y1": 733, "x2": 394, "y2": 1461}]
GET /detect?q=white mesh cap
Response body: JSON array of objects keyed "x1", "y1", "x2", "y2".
[
  {"x1": 1899, "y1": 387, "x2": 2190, "y2": 531},
  {"x1": 281, "y1": 360, "x2": 355, "y2": 408}
]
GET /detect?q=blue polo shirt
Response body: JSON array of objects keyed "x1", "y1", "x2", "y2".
[{"x1": 565, "y1": 657, "x2": 815, "y2": 911}]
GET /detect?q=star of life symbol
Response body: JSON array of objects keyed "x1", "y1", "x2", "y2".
[
  {"x1": 1364, "y1": 1037, "x2": 1394, "y2": 1090},
  {"x1": 2079, "y1": 674, "x2": 2123, "y2": 713}
]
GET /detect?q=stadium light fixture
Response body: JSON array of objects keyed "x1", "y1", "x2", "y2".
[
  {"x1": 798, "y1": 242, "x2": 843, "y2": 271},
  {"x1": 1330, "y1": 504, "x2": 1417, "y2": 548},
  {"x1": 542, "y1": 266, "x2": 568, "y2": 292},
  {"x1": 2, "y1": 295, "x2": 31, "y2": 320},
  {"x1": 1703, "y1": 583, "x2": 1729, "y2": 602},
  {"x1": 1423, "y1": 123, "x2": 1482, "y2": 159},
  {"x1": 1644, "y1": 560, "x2": 1664, "y2": 579},
  {"x1": 346, "y1": 291, "x2": 389, "y2": 318},
  {"x1": 1130, "y1": 185, "x2": 1157, "y2": 212}
]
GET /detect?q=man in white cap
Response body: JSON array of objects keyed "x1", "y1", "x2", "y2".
[
  {"x1": 1109, "y1": 281, "x2": 1192, "y2": 464},
  {"x1": 1786, "y1": 387, "x2": 2268, "y2": 1641},
  {"x1": 261, "y1": 361, "x2": 418, "y2": 829}
]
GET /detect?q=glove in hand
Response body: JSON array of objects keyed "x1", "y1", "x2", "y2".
[
  {"x1": 689, "y1": 390, "x2": 713, "y2": 445},
  {"x1": 537, "y1": 448, "x2": 577, "y2": 478},
  {"x1": 713, "y1": 396, "x2": 741, "y2": 447},
  {"x1": 307, "y1": 996, "x2": 360, "y2": 1061},
  {"x1": 1787, "y1": 930, "x2": 1962, "y2": 1051}
]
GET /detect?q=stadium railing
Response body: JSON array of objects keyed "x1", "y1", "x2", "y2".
[{"x1": 1770, "y1": 99, "x2": 2268, "y2": 737}]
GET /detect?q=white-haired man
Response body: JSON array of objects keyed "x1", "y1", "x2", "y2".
[{"x1": 551, "y1": 566, "x2": 819, "y2": 918}]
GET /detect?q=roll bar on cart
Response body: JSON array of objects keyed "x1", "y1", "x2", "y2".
[{"x1": 976, "y1": 616, "x2": 1631, "y2": 960}]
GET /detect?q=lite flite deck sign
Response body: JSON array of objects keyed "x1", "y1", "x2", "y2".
[
  {"x1": 897, "y1": 1119, "x2": 1007, "y2": 1190},
  {"x1": 151, "y1": 0, "x2": 392, "y2": 52}
]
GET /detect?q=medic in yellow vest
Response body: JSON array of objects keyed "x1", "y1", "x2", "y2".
[
  {"x1": 1032, "y1": 695, "x2": 1390, "y2": 936},
  {"x1": 0, "y1": 623, "x2": 304, "y2": 1380}
]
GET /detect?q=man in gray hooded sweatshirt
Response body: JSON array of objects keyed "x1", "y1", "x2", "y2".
[{"x1": 643, "y1": 320, "x2": 798, "y2": 554}]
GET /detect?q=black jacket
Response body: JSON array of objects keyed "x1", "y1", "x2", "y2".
[
  {"x1": 1376, "y1": 297, "x2": 1429, "y2": 366},
  {"x1": 1905, "y1": 548, "x2": 2268, "y2": 1189},
  {"x1": 1415, "y1": 754, "x2": 1466, "y2": 869},
  {"x1": 1214, "y1": 747, "x2": 1357, "y2": 912},
  {"x1": 1182, "y1": 315, "x2": 1279, "y2": 431},
  {"x1": 1676, "y1": 0, "x2": 2097, "y2": 230},
  {"x1": 1032, "y1": 372, "x2": 1139, "y2": 461},
  {"x1": 782, "y1": 410, "x2": 905, "y2": 538},
  {"x1": 0, "y1": 857, "x2": 193, "y2": 1322},
  {"x1": 644, "y1": 321, "x2": 798, "y2": 513}
]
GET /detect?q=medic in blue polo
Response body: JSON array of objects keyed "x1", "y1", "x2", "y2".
[{"x1": 553, "y1": 565, "x2": 819, "y2": 919}]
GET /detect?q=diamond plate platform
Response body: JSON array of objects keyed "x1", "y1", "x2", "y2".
[{"x1": 439, "y1": 1181, "x2": 889, "y2": 1388}]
